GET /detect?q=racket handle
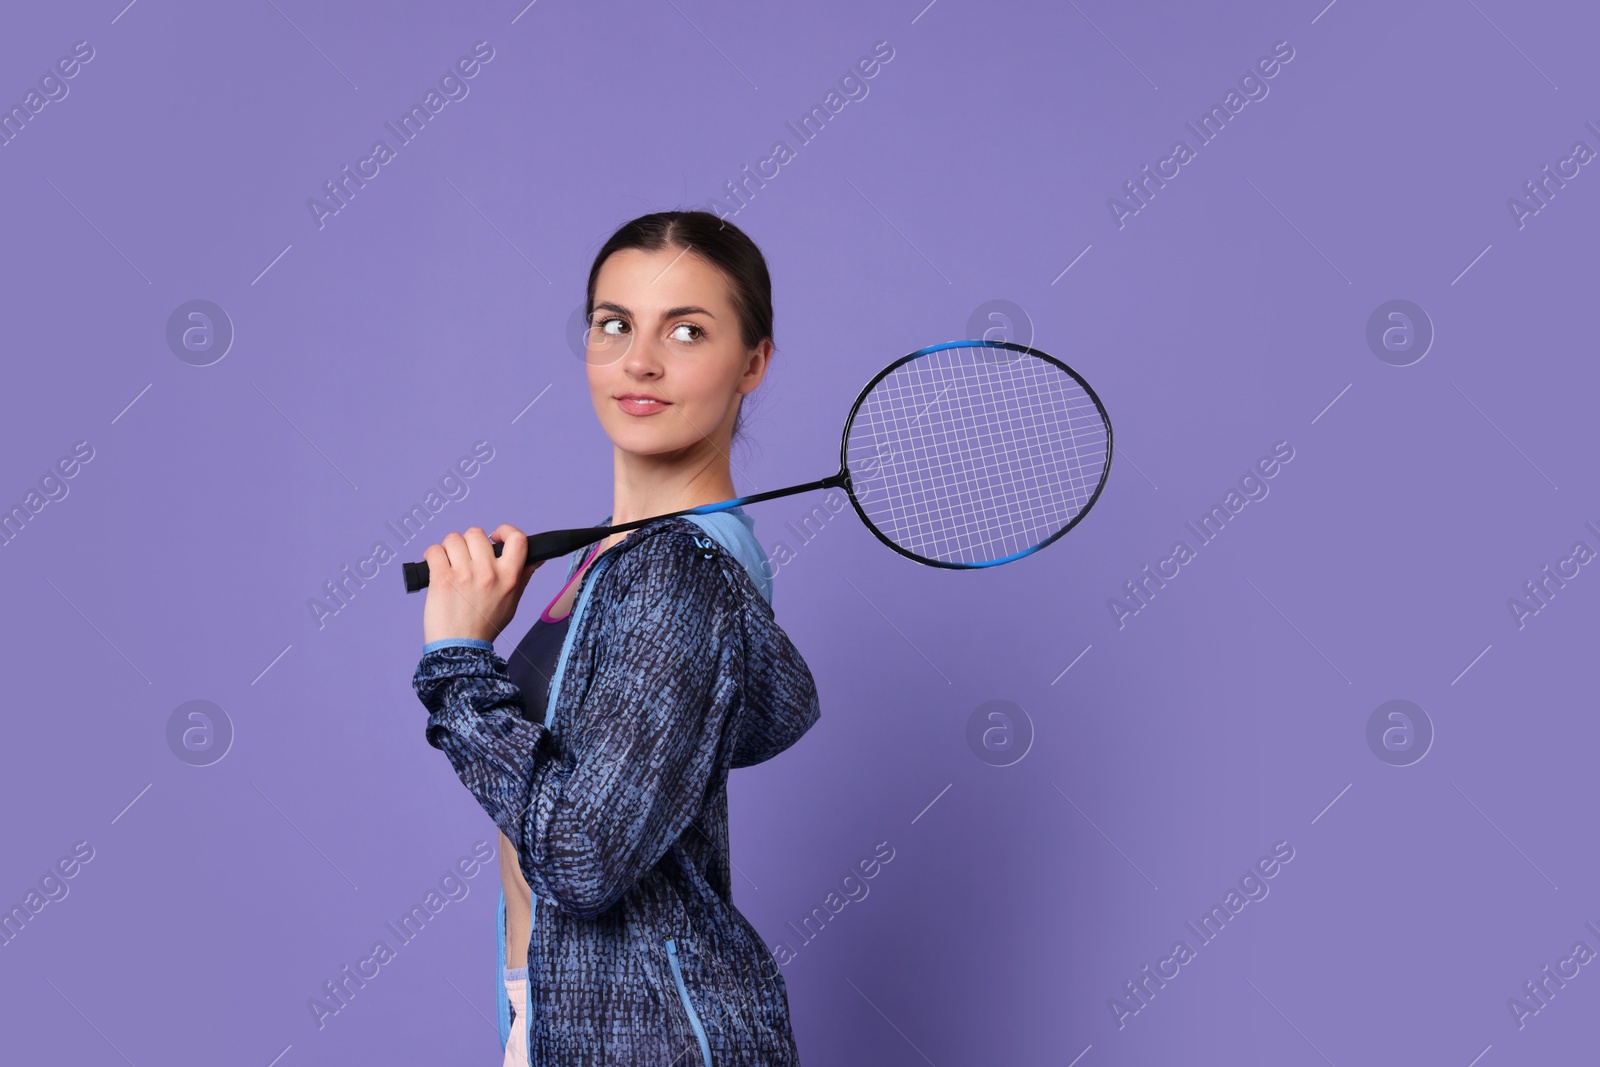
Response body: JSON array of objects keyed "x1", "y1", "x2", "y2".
[{"x1": 401, "y1": 527, "x2": 611, "y2": 593}]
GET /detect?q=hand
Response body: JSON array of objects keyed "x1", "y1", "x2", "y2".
[{"x1": 422, "y1": 524, "x2": 542, "y2": 645}]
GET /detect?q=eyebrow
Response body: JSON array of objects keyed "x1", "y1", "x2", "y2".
[{"x1": 593, "y1": 301, "x2": 716, "y2": 320}]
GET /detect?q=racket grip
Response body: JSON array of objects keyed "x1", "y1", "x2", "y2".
[{"x1": 402, "y1": 527, "x2": 612, "y2": 593}]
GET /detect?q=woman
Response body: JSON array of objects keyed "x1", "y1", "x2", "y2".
[{"x1": 412, "y1": 211, "x2": 821, "y2": 1067}]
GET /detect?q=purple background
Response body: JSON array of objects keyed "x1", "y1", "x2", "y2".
[{"x1": 3, "y1": 1, "x2": 1597, "y2": 1064}]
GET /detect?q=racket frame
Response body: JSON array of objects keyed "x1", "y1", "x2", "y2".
[{"x1": 835, "y1": 338, "x2": 1114, "y2": 569}]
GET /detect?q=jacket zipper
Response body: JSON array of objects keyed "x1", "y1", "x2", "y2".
[
  {"x1": 542, "y1": 547, "x2": 611, "y2": 734},
  {"x1": 503, "y1": 545, "x2": 604, "y2": 1067},
  {"x1": 665, "y1": 938, "x2": 713, "y2": 1067},
  {"x1": 525, "y1": 896, "x2": 535, "y2": 1067},
  {"x1": 514, "y1": 544, "x2": 608, "y2": 1066}
]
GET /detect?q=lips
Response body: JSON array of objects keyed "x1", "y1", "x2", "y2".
[{"x1": 615, "y1": 393, "x2": 671, "y2": 417}]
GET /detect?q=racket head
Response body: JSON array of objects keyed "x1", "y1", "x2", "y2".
[{"x1": 838, "y1": 339, "x2": 1112, "y2": 569}]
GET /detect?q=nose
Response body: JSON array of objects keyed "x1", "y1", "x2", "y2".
[{"x1": 620, "y1": 330, "x2": 664, "y2": 379}]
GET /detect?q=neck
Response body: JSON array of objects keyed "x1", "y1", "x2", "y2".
[{"x1": 610, "y1": 437, "x2": 737, "y2": 529}]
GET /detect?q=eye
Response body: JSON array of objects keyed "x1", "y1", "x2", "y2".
[
  {"x1": 669, "y1": 322, "x2": 705, "y2": 343},
  {"x1": 594, "y1": 315, "x2": 629, "y2": 336}
]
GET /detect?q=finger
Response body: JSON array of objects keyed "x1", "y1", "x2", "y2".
[
  {"x1": 441, "y1": 531, "x2": 470, "y2": 570},
  {"x1": 423, "y1": 542, "x2": 449, "y2": 576},
  {"x1": 491, "y1": 523, "x2": 529, "y2": 572},
  {"x1": 463, "y1": 526, "x2": 494, "y2": 565},
  {"x1": 512, "y1": 561, "x2": 538, "y2": 601}
]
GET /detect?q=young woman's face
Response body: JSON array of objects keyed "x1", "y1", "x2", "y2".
[{"x1": 585, "y1": 246, "x2": 770, "y2": 459}]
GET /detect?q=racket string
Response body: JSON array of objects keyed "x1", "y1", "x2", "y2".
[{"x1": 845, "y1": 345, "x2": 1109, "y2": 565}]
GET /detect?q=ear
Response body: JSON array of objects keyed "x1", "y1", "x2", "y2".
[{"x1": 737, "y1": 338, "x2": 774, "y2": 396}]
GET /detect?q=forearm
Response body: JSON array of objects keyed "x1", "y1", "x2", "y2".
[
  {"x1": 414, "y1": 644, "x2": 727, "y2": 919},
  {"x1": 413, "y1": 645, "x2": 544, "y2": 836}
]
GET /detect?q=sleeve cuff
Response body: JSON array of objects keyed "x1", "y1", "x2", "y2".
[{"x1": 422, "y1": 637, "x2": 495, "y2": 654}]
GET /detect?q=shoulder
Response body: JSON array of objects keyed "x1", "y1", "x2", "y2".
[
  {"x1": 682, "y1": 510, "x2": 774, "y2": 605},
  {"x1": 594, "y1": 519, "x2": 754, "y2": 616}
]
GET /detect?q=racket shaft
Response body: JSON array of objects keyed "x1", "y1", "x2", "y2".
[{"x1": 400, "y1": 473, "x2": 846, "y2": 592}]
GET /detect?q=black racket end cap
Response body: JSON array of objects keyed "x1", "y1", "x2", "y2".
[{"x1": 403, "y1": 561, "x2": 430, "y2": 593}]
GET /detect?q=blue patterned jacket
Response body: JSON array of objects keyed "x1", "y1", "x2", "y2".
[{"x1": 413, "y1": 510, "x2": 821, "y2": 1065}]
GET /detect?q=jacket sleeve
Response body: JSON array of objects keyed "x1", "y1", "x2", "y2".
[{"x1": 413, "y1": 528, "x2": 743, "y2": 920}]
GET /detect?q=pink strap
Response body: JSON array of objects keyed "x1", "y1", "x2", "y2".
[{"x1": 539, "y1": 541, "x2": 603, "y2": 623}]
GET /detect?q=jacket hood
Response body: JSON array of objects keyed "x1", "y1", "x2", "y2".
[{"x1": 680, "y1": 510, "x2": 820, "y2": 768}]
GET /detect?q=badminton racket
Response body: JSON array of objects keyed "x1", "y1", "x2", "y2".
[{"x1": 402, "y1": 338, "x2": 1111, "y2": 592}]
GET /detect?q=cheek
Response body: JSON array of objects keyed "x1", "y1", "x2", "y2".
[
  {"x1": 586, "y1": 362, "x2": 616, "y2": 406},
  {"x1": 682, "y1": 357, "x2": 743, "y2": 409}
]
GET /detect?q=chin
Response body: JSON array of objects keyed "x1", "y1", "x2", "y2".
[{"x1": 604, "y1": 419, "x2": 696, "y2": 457}]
